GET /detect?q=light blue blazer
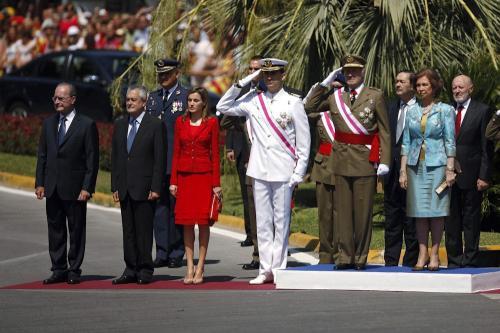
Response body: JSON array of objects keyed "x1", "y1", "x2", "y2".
[{"x1": 401, "y1": 102, "x2": 456, "y2": 166}]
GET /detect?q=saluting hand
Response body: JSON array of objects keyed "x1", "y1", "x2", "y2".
[{"x1": 237, "y1": 69, "x2": 261, "y2": 87}]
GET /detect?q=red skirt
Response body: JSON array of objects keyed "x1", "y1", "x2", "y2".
[{"x1": 175, "y1": 171, "x2": 212, "y2": 225}]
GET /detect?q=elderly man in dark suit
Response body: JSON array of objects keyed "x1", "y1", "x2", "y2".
[
  {"x1": 111, "y1": 85, "x2": 166, "y2": 284},
  {"x1": 146, "y1": 58, "x2": 188, "y2": 268},
  {"x1": 383, "y1": 71, "x2": 418, "y2": 267},
  {"x1": 446, "y1": 74, "x2": 493, "y2": 268},
  {"x1": 35, "y1": 82, "x2": 99, "y2": 285}
]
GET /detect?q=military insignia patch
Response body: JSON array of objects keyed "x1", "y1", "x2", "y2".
[{"x1": 263, "y1": 59, "x2": 273, "y2": 68}]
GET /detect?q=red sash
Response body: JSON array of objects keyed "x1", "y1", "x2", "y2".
[{"x1": 335, "y1": 131, "x2": 381, "y2": 163}]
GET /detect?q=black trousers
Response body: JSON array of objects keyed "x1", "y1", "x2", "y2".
[
  {"x1": 236, "y1": 156, "x2": 252, "y2": 239},
  {"x1": 446, "y1": 185, "x2": 482, "y2": 267},
  {"x1": 46, "y1": 190, "x2": 87, "y2": 276},
  {"x1": 153, "y1": 175, "x2": 184, "y2": 261},
  {"x1": 383, "y1": 169, "x2": 418, "y2": 267},
  {"x1": 120, "y1": 194, "x2": 155, "y2": 278}
]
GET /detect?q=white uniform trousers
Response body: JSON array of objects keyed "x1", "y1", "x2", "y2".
[{"x1": 253, "y1": 179, "x2": 293, "y2": 277}]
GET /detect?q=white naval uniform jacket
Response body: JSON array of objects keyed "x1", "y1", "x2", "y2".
[{"x1": 217, "y1": 85, "x2": 310, "y2": 182}]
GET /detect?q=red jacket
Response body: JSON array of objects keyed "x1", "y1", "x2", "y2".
[{"x1": 170, "y1": 116, "x2": 220, "y2": 186}]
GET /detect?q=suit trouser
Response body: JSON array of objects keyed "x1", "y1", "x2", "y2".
[
  {"x1": 120, "y1": 194, "x2": 155, "y2": 278},
  {"x1": 46, "y1": 190, "x2": 87, "y2": 275},
  {"x1": 383, "y1": 169, "x2": 418, "y2": 267},
  {"x1": 316, "y1": 182, "x2": 337, "y2": 264},
  {"x1": 153, "y1": 175, "x2": 184, "y2": 260},
  {"x1": 253, "y1": 179, "x2": 293, "y2": 276},
  {"x1": 246, "y1": 181, "x2": 259, "y2": 262},
  {"x1": 335, "y1": 175, "x2": 376, "y2": 265},
  {"x1": 236, "y1": 156, "x2": 252, "y2": 239},
  {"x1": 445, "y1": 185, "x2": 482, "y2": 267}
]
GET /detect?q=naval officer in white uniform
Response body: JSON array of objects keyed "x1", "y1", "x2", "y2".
[{"x1": 217, "y1": 58, "x2": 310, "y2": 284}]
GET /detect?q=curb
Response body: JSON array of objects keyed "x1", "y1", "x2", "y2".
[{"x1": 2, "y1": 171, "x2": 499, "y2": 266}]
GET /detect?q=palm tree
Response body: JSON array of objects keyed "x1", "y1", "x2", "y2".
[{"x1": 111, "y1": 0, "x2": 499, "y2": 110}]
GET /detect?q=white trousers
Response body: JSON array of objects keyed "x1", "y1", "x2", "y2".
[{"x1": 253, "y1": 179, "x2": 293, "y2": 276}]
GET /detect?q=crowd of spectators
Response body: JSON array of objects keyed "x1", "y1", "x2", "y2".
[
  {"x1": 0, "y1": 2, "x2": 239, "y2": 97},
  {"x1": 0, "y1": 2, "x2": 154, "y2": 76}
]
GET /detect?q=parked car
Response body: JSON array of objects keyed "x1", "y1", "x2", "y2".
[{"x1": 0, "y1": 50, "x2": 138, "y2": 122}]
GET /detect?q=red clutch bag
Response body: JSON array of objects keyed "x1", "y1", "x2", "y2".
[{"x1": 209, "y1": 192, "x2": 223, "y2": 226}]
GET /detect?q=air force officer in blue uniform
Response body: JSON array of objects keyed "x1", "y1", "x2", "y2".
[{"x1": 146, "y1": 59, "x2": 188, "y2": 268}]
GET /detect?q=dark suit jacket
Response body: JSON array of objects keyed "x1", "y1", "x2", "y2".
[
  {"x1": 111, "y1": 113, "x2": 166, "y2": 201},
  {"x1": 384, "y1": 98, "x2": 403, "y2": 185},
  {"x1": 146, "y1": 84, "x2": 188, "y2": 175},
  {"x1": 35, "y1": 112, "x2": 99, "y2": 200},
  {"x1": 455, "y1": 100, "x2": 493, "y2": 189}
]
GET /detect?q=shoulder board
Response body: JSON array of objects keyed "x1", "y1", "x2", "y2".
[{"x1": 366, "y1": 86, "x2": 382, "y2": 93}]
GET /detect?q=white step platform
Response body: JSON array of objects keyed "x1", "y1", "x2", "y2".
[{"x1": 275, "y1": 264, "x2": 500, "y2": 293}]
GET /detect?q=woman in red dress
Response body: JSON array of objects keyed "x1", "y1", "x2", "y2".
[{"x1": 169, "y1": 87, "x2": 221, "y2": 284}]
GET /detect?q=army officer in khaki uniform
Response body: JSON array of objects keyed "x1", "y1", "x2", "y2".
[{"x1": 304, "y1": 55, "x2": 391, "y2": 270}]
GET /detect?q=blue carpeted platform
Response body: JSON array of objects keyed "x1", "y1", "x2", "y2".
[
  {"x1": 287, "y1": 264, "x2": 500, "y2": 275},
  {"x1": 275, "y1": 264, "x2": 500, "y2": 293}
]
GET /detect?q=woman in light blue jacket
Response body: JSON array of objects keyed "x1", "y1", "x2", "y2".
[{"x1": 399, "y1": 69, "x2": 456, "y2": 271}]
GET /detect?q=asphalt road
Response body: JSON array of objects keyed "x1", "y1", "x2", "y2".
[{"x1": 1, "y1": 186, "x2": 500, "y2": 333}]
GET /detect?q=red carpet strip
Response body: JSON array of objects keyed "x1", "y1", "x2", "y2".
[{"x1": 1, "y1": 280, "x2": 276, "y2": 290}]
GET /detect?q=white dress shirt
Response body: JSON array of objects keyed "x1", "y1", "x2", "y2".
[
  {"x1": 127, "y1": 111, "x2": 145, "y2": 136},
  {"x1": 455, "y1": 98, "x2": 471, "y2": 126}
]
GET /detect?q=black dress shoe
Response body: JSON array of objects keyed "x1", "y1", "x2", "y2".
[
  {"x1": 153, "y1": 258, "x2": 169, "y2": 268},
  {"x1": 112, "y1": 275, "x2": 136, "y2": 285},
  {"x1": 67, "y1": 276, "x2": 81, "y2": 284},
  {"x1": 240, "y1": 237, "x2": 253, "y2": 247},
  {"x1": 43, "y1": 273, "x2": 67, "y2": 285},
  {"x1": 242, "y1": 260, "x2": 259, "y2": 270},
  {"x1": 334, "y1": 264, "x2": 352, "y2": 270},
  {"x1": 137, "y1": 278, "x2": 151, "y2": 285},
  {"x1": 168, "y1": 258, "x2": 183, "y2": 268},
  {"x1": 354, "y1": 264, "x2": 366, "y2": 271}
]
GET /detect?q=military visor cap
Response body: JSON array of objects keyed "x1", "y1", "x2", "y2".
[
  {"x1": 341, "y1": 54, "x2": 366, "y2": 69},
  {"x1": 155, "y1": 58, "x2": 179, "y2": 73},
  {"x1": 259, "y1": 58, "x2": 288, "y2": 72}
]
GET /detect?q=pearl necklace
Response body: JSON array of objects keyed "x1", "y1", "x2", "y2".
[{"x1": 422, "y1": 103, "x2": 434, "y2": 115}]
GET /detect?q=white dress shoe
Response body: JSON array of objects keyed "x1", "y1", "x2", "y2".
[{"x1": 249, "y1": 274, "x2": 273, "y2": 285}]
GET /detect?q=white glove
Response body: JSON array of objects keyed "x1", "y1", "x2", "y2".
[
  {"x1": 237, "y1": 69, "x2": 261, "y2": 87},
  {"x1": 376, "y1": 163, "x2": 390, "y2": 176},
  {"x1": 302, "y1": 83, "x2": 318, "y2": 105},
  {"x1": 288, "y1": 173, "x2": 303, "y2": 188},
  {"x1": 320, "y1": 67, "x2": 342, "y2": 87}
]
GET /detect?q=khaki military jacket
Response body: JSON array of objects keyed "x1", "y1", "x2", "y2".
[
  {"x1": 486, "y1": 112, "x2": 500, "y2": 142},
  {"x1": 305, "y1": 84, "x2": 391, "y2": 177}
]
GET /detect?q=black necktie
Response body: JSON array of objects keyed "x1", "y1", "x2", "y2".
[
  {"x1": 350, "y1": 90, "x2": 357, "y2": 105},
  {"x1": 57, "y1": 116, "x2": 66, "y2": 146}
]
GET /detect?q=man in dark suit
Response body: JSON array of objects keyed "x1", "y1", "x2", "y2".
[
  {"x1": 146, "y1": 58, "x2": 188, "y2": 268},
  {"x1": 446, "y1": 74, "x2": 493, "y2": 268},
  {"x1": 111, "y1": 86, "x2": 166, "y2": 284},
  {"x1": 35, "y1": 82, "x2": 99, "y2": 285},
  {"x1": 383, "y1": 71, "x2": 419, "y2": 267}
]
